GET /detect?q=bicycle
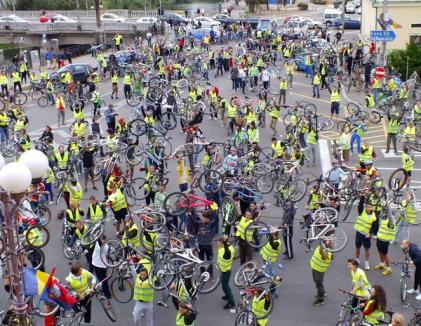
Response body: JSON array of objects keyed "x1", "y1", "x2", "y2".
[
  {"x1": 336, "y1": 289, "x2": 365, "y2": 326},
  {"x1": 391, "y1": 258, "x2": 412, "y2": 303}
]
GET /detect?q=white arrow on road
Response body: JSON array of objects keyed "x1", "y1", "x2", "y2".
[{"x1": 381, "y1": 149, "x2": 421, "y2": 158}]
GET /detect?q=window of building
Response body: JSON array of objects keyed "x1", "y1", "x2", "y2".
[{"x1": 410, "y1": 35, "x2": 421, "y2": 46}]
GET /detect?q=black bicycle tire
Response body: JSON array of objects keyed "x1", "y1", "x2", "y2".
[
  {"x1": 368, "y1": 110, "x2": 382, "y2": 124},
  {"x1": 388, "y1": 168, "x2": 407, "y2": 191},
  {"x1": 125, "y1": 177, "x2": 150, "y2": 201},
  {"x1": 128, "y1": 119, "x2": 148, "y2": 137},
  {"x1": 401, "y1": 278, "x2": 407, "y2": 303},
  {"x1": 26, "y1": 225, "x2": 50, "y2": 248},
  {"x1": 37, "y1": 96, "x2": 48, "y2": 108},
  {"x1": 98, "y1": 295, "x2": 117, "y2": 322},
  {"x1": 193, "y1": 261, "x2": 221, "y2": 294},
  {"x1": 342, "y1": 197, "x2": 356, "y2": 221},
  {"x1": 13, "y1": 92, "x2": 27, "y2": 105},
  {"x1": 163, "y1": 192, "x2": 188, "y2": 216},
  {"x1": 140, "y1": 222, "x2": 170, "y2": 253},
  {"x1": 198, "y1": 169, "x2": 223, "y2": 193},
  {"x1": 245, "y1": 221, "x2": 270, "y2": 249},
  {"x1": 110, "y1": 276, "x2": 133, "y2": 303},
  {"x1": 100, "y1": 239, "x2": 126, "y2": 268},
  {"x1": 26, "y1": 247, "x2": 45, "y2": 270},
  {"x1": 221, "y1": 196, "x2": 238, "y2": 226},
  {"x1": 81, "y1": 224, "x2": 104, "y2": 247},
  {"x1": 34, "y1": 205, "x2": 52, "y2": 226},
  {"x1": 235, "y1": 310, "x2": 257, "y2": 326}
]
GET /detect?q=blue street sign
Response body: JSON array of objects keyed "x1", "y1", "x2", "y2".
[{"x1": 370, "y1": 30, "x2": 396, "y2": 42}]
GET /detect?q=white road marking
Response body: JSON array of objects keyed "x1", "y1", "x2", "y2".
[
  {"x1": 319, "y1": 139, "x2": 332, "y2": 175},
  {"x1": 376, "y1": 167, "x2": 421, "y2": 171},
  {"x1": 381, "y1": 149, "x2": 421, "y2": 158}
]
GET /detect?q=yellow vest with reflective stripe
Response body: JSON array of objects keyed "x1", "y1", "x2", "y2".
[
  {"x1": 354, "y1": 209, "x2": 376, "y2": 235},
  {"x1": 401, "y1": 199, "x2": 417, "y2": 223},
  {"x1": 109, "y1": 189, "x2": 127, "y2": 211},
  {"x1": 363, "y1": 299, "x2": 385, "y2": 324},
  {"x1": 359, "y1": 145, "x2": 373, "y2": 162},
  {"x1": 351, "y1": 268, "x2": 369, "y2": 297},
  {"x1": 252, "y1": 297, "x2": 269, "y2": 325},
  {"x1": 247, "y1": 128, "x2": 259, "y2": 143},
  {"x1": 176, "y1": 312, "x2": 195, "y2": 326},
  {"x1": 272, "y1": 141, "x2": 283, "y2": 157},
  {"x1": 14, "y1": 120, "x2": 25, "y2": 132},
  {"x1": 387, "y1": 119, "x2": 398, "y2": 134},
  {"x1": 12, "y1": 72, "x2": 21, "y2": 82},
  {"x1": 217, "y1": 245, "x2": 235, "y2": 272},
  {"x1": 235, "y1": 216, "x2": 253, "y2": 241},
  {"x1": 404, "y1": 126, "x2": 416, "y2": 139},
  {"x1": 245, "y1": 112, "x2": 257, "y2": 124},
  {"x1": 227, "y1": 105, "x2": 237, "y2": 118},
  {"x1": 279, "y1": 80, "x2": 288, "y2": 90},
  {"x1": 72, "y1": 123, "x2": 86, "y2": 137},
  {"x1": 45, "y1": 167, "x2": 55, "y2": 184},
  {"x1": 123, "y1": 223, "x2": 141, "y2": 248},
  {"x1": 112, "y1": 75, "x2": 119, "y2": 84},
  {"x1": 270, "y1": 108, "x2": 281, "y2": 119},
  {"x1": 331, "y1": 90, "x2": 340, "y2": 102},
  {"x1": 133, "y1": 275, "x2": 154, "y2": 302},
  {"x1": 260, "y1": 239, "x2": 281, "y2": 263},
  {"x1": 402, "y1": 152, "x2": 414, "y2": 171},
  {"x1": 68, "y1": 183, "x2": 83, "y2": 201},
  {"x1": 366, "y1": 94, "x2": 375, "y2": 108},
  {"x1": 66, "y1": 269, "x2": 90, "y2": 297},
  {"x1": 307, "y1": 130, "x2": 317, "y2": 145},
  {"x1": 123, "y1": 75, "x2": 131, "y2": 85},
  {"x1": 310, "y1": 246, "x2": 331, "y2": 272},
  {"x1": 0, "y1": 75, "x2": 8, "y2": 85},
  {"x1": 313, "y1": 75, "x2": 321, "y2": 85},
  {"x1": 376, "y1": 218, "x2": 396, "y2": 242},
  {"x1": 89, "y1": 204, "x2": 104, "y2": 222},
  {"x1": 55, "y1": 152, "x2": 69, "y2": 169}
]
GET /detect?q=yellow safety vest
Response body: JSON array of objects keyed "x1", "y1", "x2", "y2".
[
  {"x1": 217, "y1": 245, "x2": 235, "y2": 272},
  {"x1": 313, "y1": 75, "x2": 321, "y2": 85},
  {"x1": 272, "y1": 141, "x2": 284, "y2": 157},
  {"x1": 111, "y1": 75, "x2": 119, "y2": 84},
  {"x1": 89, "y1": 204, "x2": 104, "y2": 222},
  {"x1": 387, "y1": 119, "x2": 398, "y2": 134},
  {"x1": 245, "y1": 112, "x2": 257, "y2": 124},
  {"x1": 354, "y1": 209, "x2": 376, "y2": 236},
  {"x1": 359, "y1": 146, "x2": 373, "y2": 162},
  {"x1": 310, "y1": 246, "x2": 332, "y2": 273},
  {"x1": 123, "y1": 223, "x2": 141, "y2": 248},
  {"x1": 45, "y1": 167, "x2": 56, "y2": 184},
  {"x1": 55, "y1": 152, "x2": 69, "y2": 169},
  {"x1": 279, "y1": 80, "x2": 288, "y2": 90},
  {"x1": 363, "y1": 299, "x2": 384, "y2": 325},
  {"x1": 402, "y1": 152, "x2": 414, "y2": 172},
  {"x1": 227, "y1": 105, "x2": 237, "y2": 118},
  {"x1": 72, "y1": 123, "x2": 86, "y2": 137},
  {"x1": 14, "y1": 119, "x2": 25, "y2": 132},
  {"x1": 307, "y1": 130, "x2": 318, "y2": 145},
  {"x1": 351, "y1": 268, "x2": 369, "y2": 297},
  {"x1": 0, "y1": 75, "x2": 8, "y2": 85},
  {"x1": 12, "y1": 72, "x2": 21, "y2": 82},
  {"x1": 133, "y1": 275, "x2": 154, "y2": 301},
  {"x1": 331, "y1": 90, "x2": 340, "y2": 102},
  {"x1": 247, "y1": 128, "x2": 259, "y2": 143},
  {"x1": 68, "y1": 183, "x2": 83, "y2": 201},
  {"x1": 108, "y1": 189, "x2": 127, "y2": 211},
  {"x1": 235, "y1": 216, "x2": 253, "y2": 241},
  {"x1": 252, "y1": 297, "x2": 269, "y2": 326},
  {"x1": 176, "y1": 312, "x2": 195, "y2": 326},
  {"x1": 366, "y1": 94, "x2": 375, "y2": 108},
  {"x1": 123, "y1": 75, "x2": 131, "y2": 85},
  {"x1": 376, "y1": 218, "x2": 396, "y2": 242},
  {"x1": 66, "y1": 269, "x2": 91, "y2": 297},
  {"x1": 401, "y1": 199, "x2": 417, "y2": 224},
  {"x1": 260, "y1": 239, "x2": 282, "y2": 263}
]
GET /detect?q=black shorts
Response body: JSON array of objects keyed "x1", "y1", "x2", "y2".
[
  {"x1": 114, "y1": 207, "x2": 128, "y2": 222},
  {"x1": 404, "y1": 170, "x2": 412, "y2": 177},
  {"x1": 331, "y1": 102, "x2": 339, "y2": 114},
  {"x1": 376, "y1": 239, "x2": 390, "y2": 255},
  {"x1": 355, "y1": 231, "x2": 371, "y2": 249}
]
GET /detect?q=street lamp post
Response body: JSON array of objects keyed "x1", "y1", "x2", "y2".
[{"x1": 0, "y1": 150, "x2": 49, "y2": 324}]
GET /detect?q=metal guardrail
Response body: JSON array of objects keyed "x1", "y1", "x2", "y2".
[
  {"x1": 0, "y1": 21, "x2": 148, "y2": 33},
  {"x1": 0, "y1": 9, "x2": 161, "y2": 18}
]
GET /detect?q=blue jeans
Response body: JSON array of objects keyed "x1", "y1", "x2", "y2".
[
  {"x1": 313, "y1": 85, "x2": 320, "y2": 97},
  {"x1": 0, "y1": 126, "x2": 8, "y2": 143},
  {"x1": 264, "y1": 262, "x2": 279, "y2": 295},
  {"x1": 192, "y1": 144, "x2": 202, "y2": 166},
  {"x1": 373, "y1": 88, "x2": 379, "y2": 103},
  {"x1": 350, "y1": 132, "x2": 361, "y2": 154},
  {"x1": 305, "y1": 65, "x2": 313, "y2": 77}
]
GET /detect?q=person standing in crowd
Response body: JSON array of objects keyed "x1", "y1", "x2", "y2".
[
  {"x1": 347, "y1": 258, "x2": 370, "y2": 298},
  {"x1": 92, "y1": 235, "x2": 111, "y2": 299},
  {"x1": 104, "y1": 104, "x2": 117, "y2": 132},
  {"x1": 354, "y1": 202, "x2": 377, "y2": 271},
  {"x1": 133, "y1": 268, "x2": 154, "y2": 326},
  {"x1": 311, "y1": 242, "x2": 332, "y2": 306},
  {"x1": 217, "y1": 236, "x2": 235, "y2": 309},
  {"x1": 236, "y1": 210, "x2": 254, "y2": 265},
  {"x1": 402, "y1": 240, "x2": 421, "y2": 300},
  {"x1": 282, "y1": 200, "x2": 296, "y2": 259},
  {"x1": 373, "y1": 215, "x2": 396, "y2": 276}
]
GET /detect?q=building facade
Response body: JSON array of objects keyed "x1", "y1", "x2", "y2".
[{"x1": 361, "y1": 0, "x2": 421, "y2": 49}]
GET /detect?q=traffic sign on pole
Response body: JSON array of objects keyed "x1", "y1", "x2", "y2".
[
  {"x1": 375, "y1": 67, "x2": 386, "y2": 79},
  {"x1": 370, "y1": 30, "x2": 396, "y2": 42}
]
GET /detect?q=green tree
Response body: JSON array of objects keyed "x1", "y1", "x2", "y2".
[{"x1": 389, "y1": 42, "x2": 421, "y2": 80}]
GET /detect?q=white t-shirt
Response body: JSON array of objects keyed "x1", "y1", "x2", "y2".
[{"x1": 92, "y1": 241, "x2": 107, "y2": 269}]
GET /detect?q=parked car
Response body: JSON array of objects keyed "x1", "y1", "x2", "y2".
[
  {"x1": 0, "y1": 15, "x2": 29, "y2": 23},
  {"x1": 242, "y1": 17, "x2": 260, "y2": 29},
  {"x1": 136, "y1": 16, "x2": 159, "y2": 26},
  {"x1": 256, "y1": 18, "x2": 273, "y2": 31},
  {"x1": 301, "y1": 17, "x2": 322, "y2": 29},
  {"x1": 100, "y1": 13, "x2": 126, "y2": 23},
  {"x1": 159, "y1": 13, "x2": 188, "y2": 25},
  {"x1": 285, "y1": 20, "x2": 308, "y2": 36},
  {"x1": 211, "y1": 14, "x2": 236, "y2": 26},
  {"x1": 50, "y1": 64, "x2": 93, "y2": 83},
  {"x1": 188, "y1": 27, "x2": 219, "y2": 41},
  {"x1": 323, "y1": 8, "x2": 342, "y2": 27},
  {"x1": 334, "y1": 16, "x2": 361, "y2": 29},
  {"x1": 191, "y1": 17, "x2": 221, "y2": 29},
  {"x1": 50, "y1": 14, "x2": 77, "y2": 23},
  {"x1": 345, "y1": 2, "x2": 356, "y2": 13}
]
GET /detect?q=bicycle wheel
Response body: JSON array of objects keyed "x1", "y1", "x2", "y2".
[
  {"x1": 128, "y1": 119, "x2": 148, "y2": 137},
  {"x1": 140, "y1": 223, "x2": 170, "y2": 252},
  {"x1": 318, "y1": 118, "x2": 334, "y2": 131},
  {"x1": 176, "y1": 78, "x2": 189, "y2": 89},
  {"x1": 388, "y1": 168, "x2": 407, "y2": 191},
  {"x1": 148, "y1": 261, "x2": 175, "y2": 291},
  {"x1": 368, "y1": 110, "x2": 382, "y2": 124},
  {"x1": 342, "y1": 197, "x2": 356, "y2": 221},
  {"x1": 33, "y1": 205, "x2": 52, "y2": 226},
  {"x1": 163, "y1": 192, "x2": 188, "y2": 216},
  {"x1": 245, "y1": 221, "x2": 270, "y2": 249},
  {"x1": 68, "y1": 313, "x2": 84, "y2": 326},
  {"x1": 1, "y1": 139, "x2": 18, "y2": 157},
  {"x1": 148, "y1": 76, "x2": 161, "y2": 88},
  {"x1": 256, "y1": 175, "x2": 274, "y2": 194},
  {"x1": 98, "y1": 295, "x2": 117, "y2": 322},
  {"x1": 304, "y1": 103, "x2": 317, "y2": 119},
  {"x1": 235, "y1": 310, "x2": 257, "y2": 326},
  {"x1": 283, "y1": 112, "x2": 292, "y2": 127},
  {"x1": 222, "y1": 178, "x2": 238, "y2": 196},
  {"x1": 26, "y1": 247, "x2": 45, "y2": 270},
  {"x1": 192, "y1": 261, "x2": 220, "y2": 294},
  {"x1": 321, "y1": 228, "x2": 348, "y2": 252},
  {"x1": 32, "y1": 299, "x2": 60, "y2": 317},
  {"x1": 401, "y1": 277, "x2": 407, "y2": 303},
  {"x1": 127, "y1": 95, "x2": 141, "y2": 107},
  {"x1": 13, "y1": 92, "x2": 27, "y2": 105},
  {"x1": 160, "y1": 111, "x2": 177, "y2": 130},
  {"x1": 26, "y1": 225, "x2": 50, "y2": 248},
  {"x1": 252, "y1": 163, "x2": 271, "y2": 175},
  {"x1": 221, "y1": 196, "x2": 238, "y2": 225},
  {"x1": 337, "y1": 121, "x2": 351, "y2": 133},
  {"x1": 152, "y1": 138, "x2": 172, "y2": 160},
  {"x1": 125, "y1": 145, "x2": 145, "y2": 165},
  {"x1": 346, "y1": 102, "x2": 360, "y2": 115},
  {"x1": 125, "y1": 177, "x2": 149, "y2": 201},
  {"x1": 81, "y1": 224, "x2": 104, "y2": 247},
  {"x1": 341, "y1": 75, "x2": 351, "y2": 87},
  {"x1": 37, "y1": 96, "x2": 48, "y2": 108},
  {"x1": 234, "y1": 261, "x2": 258, "y2": 287},
  {"x1": 100, "y1": 239, "x2": 125, "y2": 268},
  {"x1": 286, "y1": 179, "x2": 307, "y2": 202},
  {"x1": 198, "y1": 169, "x2": 223, "y2": 193}
]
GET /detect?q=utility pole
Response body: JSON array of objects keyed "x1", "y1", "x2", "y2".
[
  {"x1": 341, "y1": 0, "x2": 346, "y2": 35},
  {"x1": 94, "y1": 0, "x2": 101, "y2": 44},
  {"x1": 76, "y1": 0, "x2": 80, "y2": 22},
  {"x1": 380, "y1": 0, "x2": 388, "y2": 66}
]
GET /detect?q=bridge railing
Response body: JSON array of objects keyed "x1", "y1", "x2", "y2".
[{"x1": 0, "y1": 9, "x2": 163, "y2": 18}]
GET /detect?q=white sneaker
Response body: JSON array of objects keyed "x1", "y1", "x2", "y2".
[
  {"x1": 407, "y1": 288, "x2": 420, "y2": 294},
  {"x1": 48, "y1": 201, "x2": 54, "y2": 205},
  {"x1": 365, "y1": 261, "x2": 370, "y2": 271},
  {"x1": 416, "y1": 293, "x2": 421, "y2": 301}
]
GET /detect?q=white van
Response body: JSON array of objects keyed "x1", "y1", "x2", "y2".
[{"x1": 323, "y1": 8, "x2": 342, "y2": 27}]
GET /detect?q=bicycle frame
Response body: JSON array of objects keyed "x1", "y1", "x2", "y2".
[{"x1": 176, "y1": 194, "x2": 214, "y2": 211}]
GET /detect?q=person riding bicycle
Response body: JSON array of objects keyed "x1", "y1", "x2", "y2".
[
  {"x1": 347, "y1": 258, "x2": 370, "y2": 300},
  {"x1": 361, "y1": 285, "x2": 387, "y2": 325}
]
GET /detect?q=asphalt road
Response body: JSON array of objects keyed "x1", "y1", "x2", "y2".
[{"x1": 1, "y1": 12, "x2": 420, "y2": 326}]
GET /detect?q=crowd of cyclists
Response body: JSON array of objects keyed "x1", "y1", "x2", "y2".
[{"x1": 0, "y1": 6, "x2": 420, "y2": 326}]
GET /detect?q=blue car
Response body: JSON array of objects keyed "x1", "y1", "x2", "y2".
[
  {"x1": 188, "y1": 28, "x2": 219, "y2": 41},
  {"x1": 334, "y1": 17, "x2": 361, "y2": 29}
]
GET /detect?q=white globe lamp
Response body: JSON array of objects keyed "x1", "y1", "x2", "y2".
[
  {"x1": 19, "y1": 150, "x2": 49, "y2": 179},
  {"x1": 0, "y1": 162, "x2": 32, "y2": 193}
]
